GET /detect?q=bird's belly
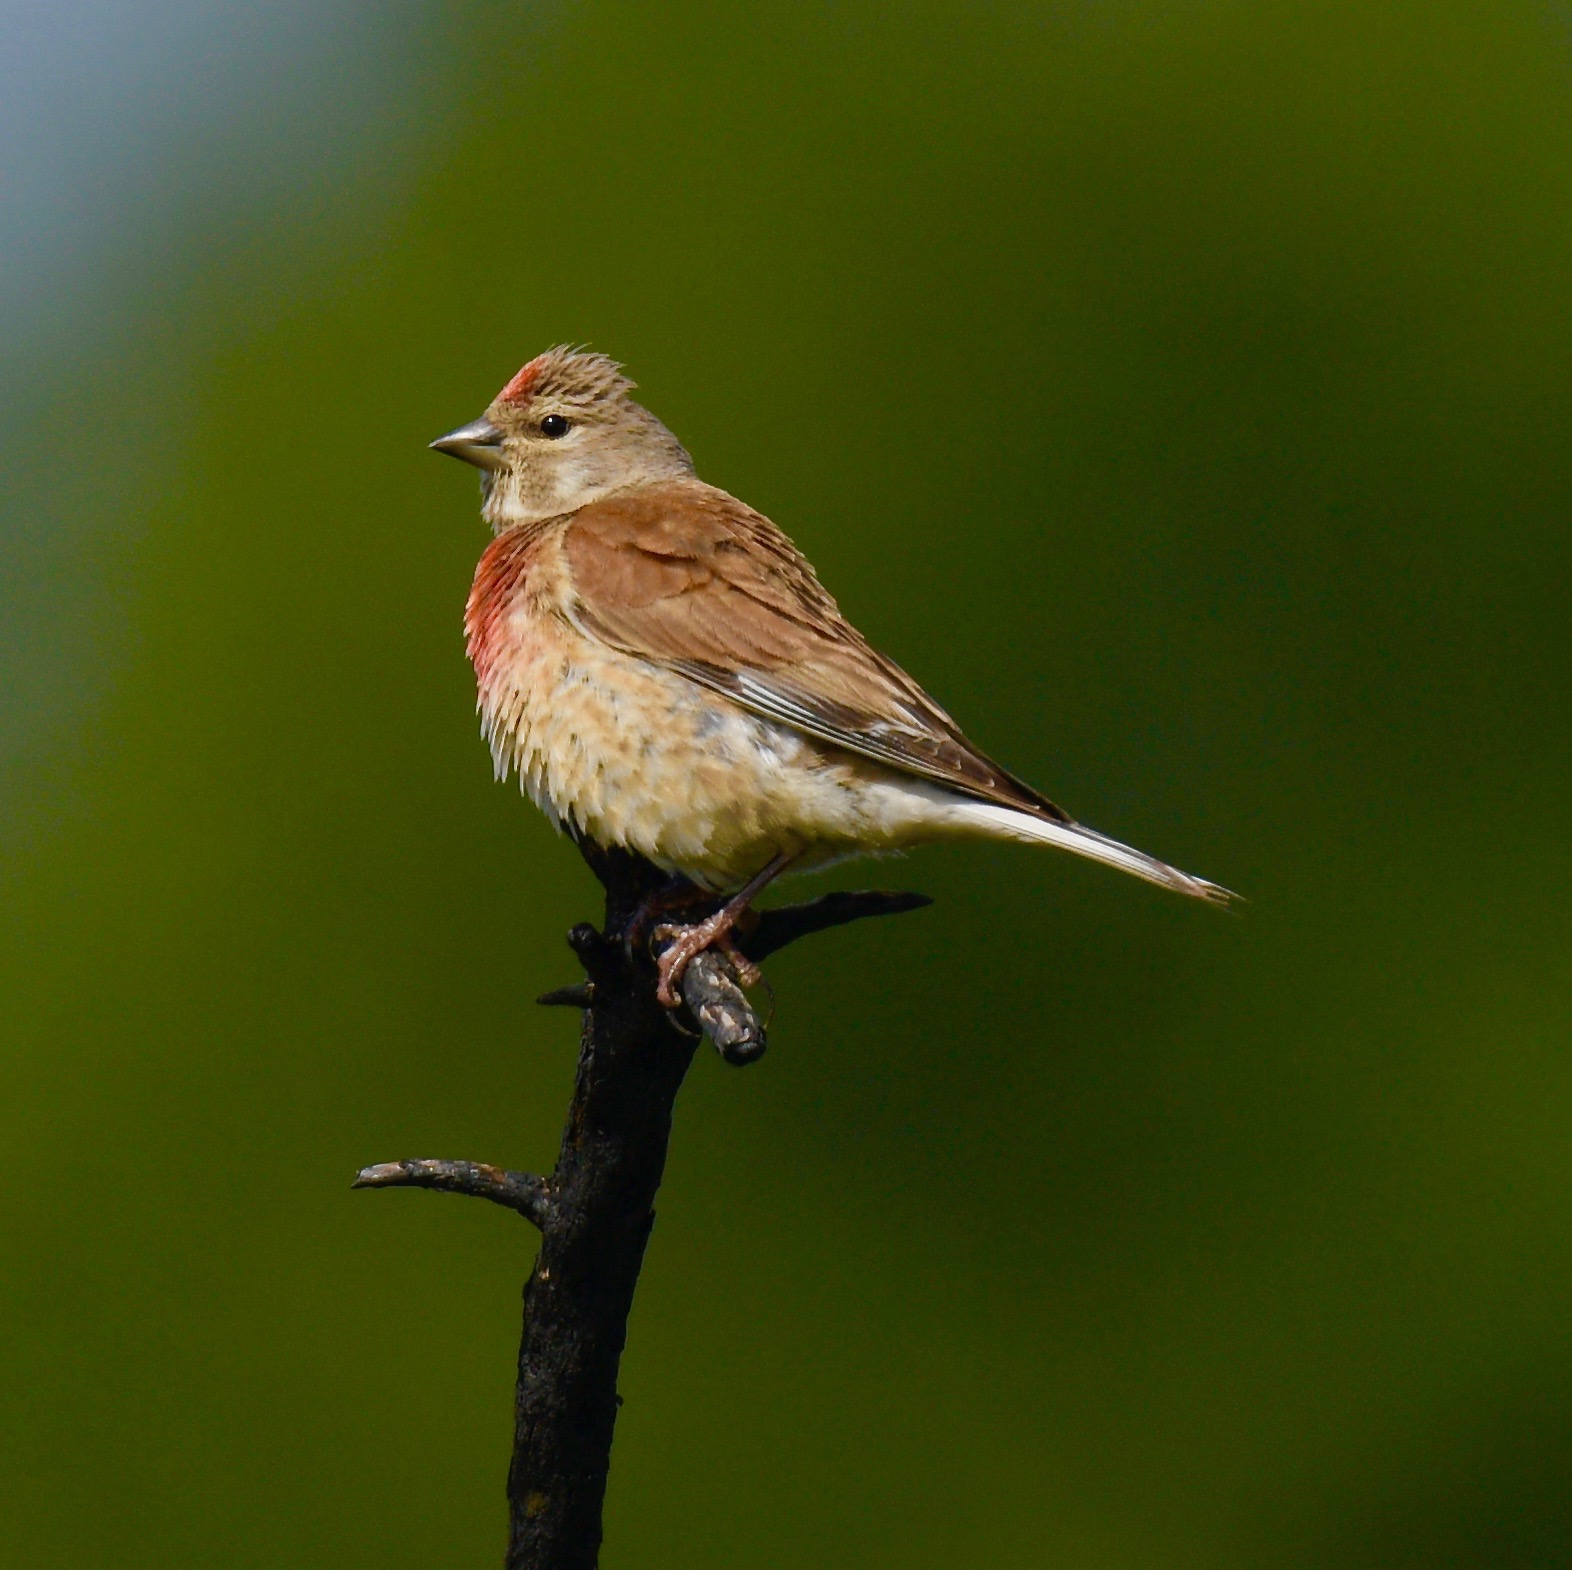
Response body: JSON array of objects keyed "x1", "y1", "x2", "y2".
[{"x1": 479, "y1": 621, "x2": 950, "y2": 890}]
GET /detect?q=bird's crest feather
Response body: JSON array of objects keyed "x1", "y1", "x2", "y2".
[{"x1": 496, "y1": 346, "x2": 635, "y2": 409}]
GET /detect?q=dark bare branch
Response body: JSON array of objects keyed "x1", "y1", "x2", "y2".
[
  {"x1": 741, "y1": 889, "x2": 932, "y2": 961},
  {"x1": 353, "y1": 1160, "x2": 554, "y2": 1230},
  {"x1": 355, "y1": 838, "x2": 931, "y2": 1568},
  {"x1": 536, "y1": 983, "x2": 595, "y2": 1009}
]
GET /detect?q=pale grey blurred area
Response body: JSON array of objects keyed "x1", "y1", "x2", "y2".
[
  {"x1": 0, "y1": 0, "x2": 433, "y2": 368},
  {"x1": 0, "y1": 0, "x2": 443, "y2": 812}
]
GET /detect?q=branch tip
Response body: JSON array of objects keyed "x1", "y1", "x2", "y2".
[
  {"x1": 566, "y1": 923, "x2": 604, "y2": 962},
  {"x1": 353, "y1": 1158, "x2": 553, "y2": 1228},
  {"x1": 680, "y1": 949, "x2": 768, "y2": 1065},
  {"x1": 537, "y1": 983, "x2": 595, "y2": 1008}
]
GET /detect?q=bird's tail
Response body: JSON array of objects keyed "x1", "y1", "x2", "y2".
[{"x1": 947, "y1": 800, "x2": 1235, "y2": 904}]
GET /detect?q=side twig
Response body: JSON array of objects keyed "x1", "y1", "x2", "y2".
[
  {"x1": 356, "y1": 841, "x2": 928, "y2": 1569},
  {"x1": 352, "y1": 1160, "x2": 554, "y2": 1228}
]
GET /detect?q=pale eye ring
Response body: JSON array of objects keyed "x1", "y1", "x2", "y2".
[{"x1": 540, "y1": 414, "x2": 570, "y2": 439}]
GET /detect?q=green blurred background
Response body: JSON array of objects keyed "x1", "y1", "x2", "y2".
[{"x1": 3, "y1": 0, "x2": 1571, "y2": 1564}]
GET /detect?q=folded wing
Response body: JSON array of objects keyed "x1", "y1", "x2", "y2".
[{"x1": 562, "y1": 480, "x2": 1073, "y2": 824}]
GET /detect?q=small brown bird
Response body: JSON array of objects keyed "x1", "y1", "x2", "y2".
[{"x1": 434, "y1": 347, "x2": 1231, "y2": 1004}]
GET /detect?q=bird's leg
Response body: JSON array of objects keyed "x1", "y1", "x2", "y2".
[{"x1": 653, "y1": 852, "x2": 795, "y2": 1009}]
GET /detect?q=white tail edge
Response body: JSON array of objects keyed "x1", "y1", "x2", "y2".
[{"x1": 948, "y1": 801, "x2": 1235, "y2": 905}]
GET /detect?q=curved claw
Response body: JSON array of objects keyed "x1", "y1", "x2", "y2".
[
  {"x1": 651, "y1": 850, "x2": 795, "y2": 1008},
  {"x1": 653, "y1": 921, "x2": 763, "y2": 1008},
  {"x1": 653, "y1": 921, "x2": 712, "y2": 1008}
]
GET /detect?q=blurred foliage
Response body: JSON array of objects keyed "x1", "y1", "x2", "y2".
[{"x1": 3, "y1": 0, "x2": 1572, "y2": 1565}]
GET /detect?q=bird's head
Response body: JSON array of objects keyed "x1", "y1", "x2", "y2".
[{"x1": 431, "y1": 346, "x2": 694, "y2": 529}]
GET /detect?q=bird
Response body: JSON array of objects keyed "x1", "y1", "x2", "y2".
[{"x1": 432, "y1": 346, "x2": 1232, "y2": 1006}]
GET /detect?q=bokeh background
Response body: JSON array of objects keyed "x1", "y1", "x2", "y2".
[{"x1": 3, "y1": 1, "x2": 1571, "y2": 1564}]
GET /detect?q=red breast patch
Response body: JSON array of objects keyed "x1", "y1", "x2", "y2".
[{"x1": 465, "y1": 527, "x2": 539, "y2": 683}]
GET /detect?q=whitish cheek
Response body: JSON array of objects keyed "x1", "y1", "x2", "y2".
[{"x1": 555, "y1": 457, "x2": 594, "y2": 505}]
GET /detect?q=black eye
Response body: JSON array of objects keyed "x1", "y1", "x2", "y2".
[{"x1": 540, "y1": 414, "x2": 570, "y2": 439}]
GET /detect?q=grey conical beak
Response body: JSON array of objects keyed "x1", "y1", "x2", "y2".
[{"x1": 430, "y1": 415, "x2": 506, "y2": 471}]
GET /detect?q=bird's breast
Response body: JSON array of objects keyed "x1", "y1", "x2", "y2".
[{"x1": 463, "y1": 521, "x2": 957, "y2": 888}]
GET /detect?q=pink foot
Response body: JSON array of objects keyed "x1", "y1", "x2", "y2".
[
  {"x1": 654, "y1": 909, "x2": 758, "y2": 1008},
  {"x1": 650, "y1": 851, "x2": 794, "y2": 1009}
]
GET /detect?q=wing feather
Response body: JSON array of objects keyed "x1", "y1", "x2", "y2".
[{"x1": 562, "y1": 481, "x2": 1070, "y2": 822}]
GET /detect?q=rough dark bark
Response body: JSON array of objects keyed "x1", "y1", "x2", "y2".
[{"x1": 355, "y1": 841, "x2": 928, "y2": 1569}]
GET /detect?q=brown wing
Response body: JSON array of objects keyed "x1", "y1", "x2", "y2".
[{"x1": 561, "y1": 480, "x2": 1070, "y2": 823}]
